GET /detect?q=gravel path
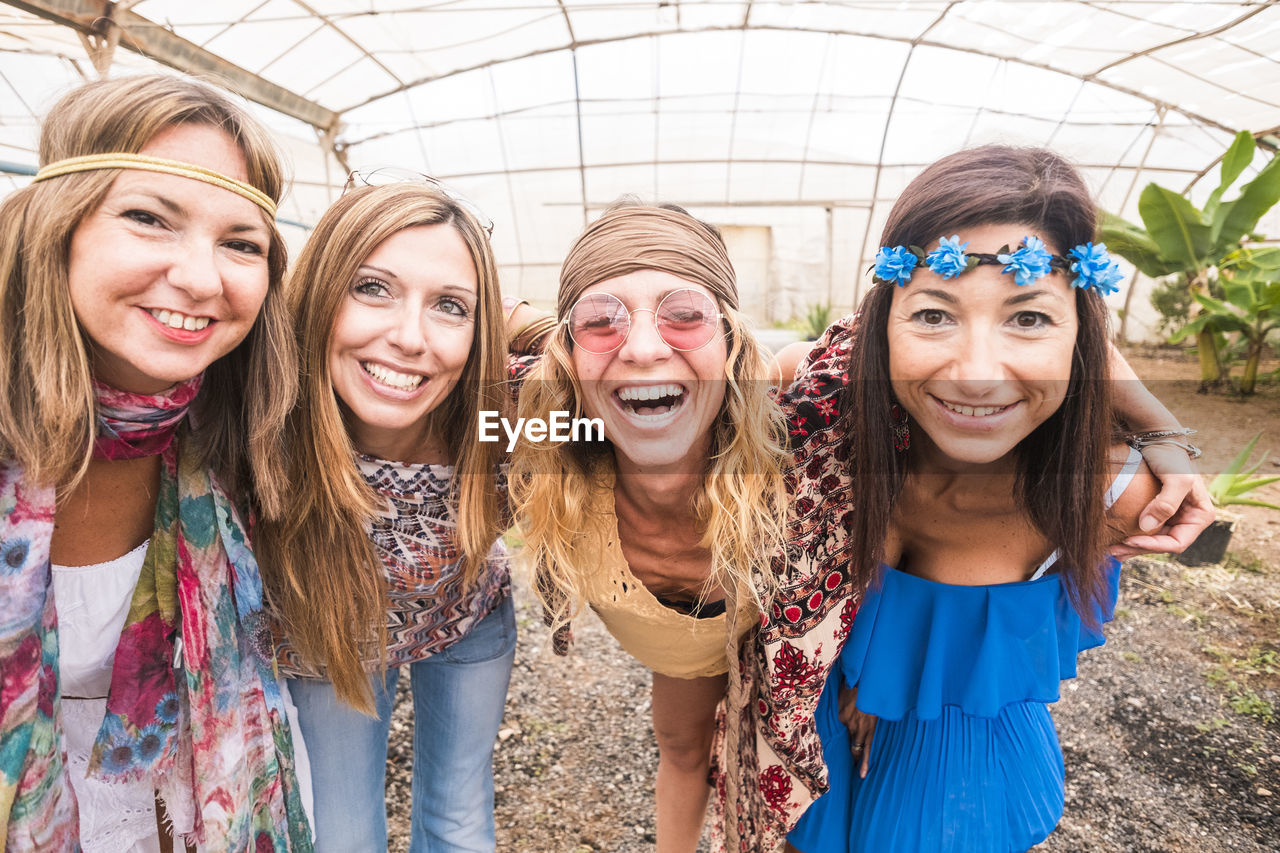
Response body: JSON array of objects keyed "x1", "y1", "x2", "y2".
[{"x1": 384, "y1": 553, "x2": 1278, "y2": 852}]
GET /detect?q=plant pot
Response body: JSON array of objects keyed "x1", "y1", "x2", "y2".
[{"x1": 1179, "y1": 514, "x2": 1238, "y2": 566}]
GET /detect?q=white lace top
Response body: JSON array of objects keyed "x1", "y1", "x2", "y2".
[
  {"x1": 53, "y1": 542, "x2": 314, "y2": 852},
  {"x1": 53, "y1": 540, "x2": 174, "y2": 853}
]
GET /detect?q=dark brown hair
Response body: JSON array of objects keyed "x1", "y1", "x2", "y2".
[{"x1": 844, "y1": 145, "x2": 1113, "y2": 623}]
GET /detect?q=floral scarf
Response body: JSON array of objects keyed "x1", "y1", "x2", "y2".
[{"x1": 1, "y1": 380, "x2": 312, "y2": 852}]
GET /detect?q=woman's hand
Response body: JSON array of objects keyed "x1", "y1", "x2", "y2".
[
  {"x1": 1107, "y1": 344, "x2": 1214, "y2": 557},
  {"x1": 1115, "y1": 444, "x2": 1215, "y2": 558},
  {"x1": 837, "y1": 684, "x2": 877, "y2": 779}
]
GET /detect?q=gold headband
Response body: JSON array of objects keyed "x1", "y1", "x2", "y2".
[{"x1": 32, "y1": 153, "x2": 277, "y2": 217}]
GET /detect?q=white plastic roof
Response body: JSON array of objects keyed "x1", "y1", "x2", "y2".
[{"x1": 2, "y1": 0, "x2": 1279, "y2": 331}]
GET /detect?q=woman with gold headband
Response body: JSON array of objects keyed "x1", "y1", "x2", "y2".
[
  {"x1": 508, "y1": 200, "x2": 790, "y2": 851},
  {"x1": 0, "y1": 75, "x2": 311, "y2": 851}
]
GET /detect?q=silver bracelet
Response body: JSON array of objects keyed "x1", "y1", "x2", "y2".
[{"x1": 1127, "y1": 428, "x2": 1202, "y2": 459}]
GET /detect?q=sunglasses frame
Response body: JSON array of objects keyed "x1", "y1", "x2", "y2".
[
  {"x1": 343, "y1": 167, "x2": 495, "y2": 237},
  {"x1": 563, "y1": 288, "x2": 726, "y2": 355}
]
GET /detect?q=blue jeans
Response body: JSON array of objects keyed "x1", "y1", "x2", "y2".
[{"x1": 289, "y1": 595, "x2": 516, "y2": 853}]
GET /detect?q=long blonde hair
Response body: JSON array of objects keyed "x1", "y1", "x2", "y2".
[
  {"x1": 258, "y1": 183, "x2": 508, "y2": 713},
  {"x1": 509, "y1": 202, "x2": 788, "y2": 630},
  {"x1": 0, "y1": 73, "x2": 294, "y2": 506}
]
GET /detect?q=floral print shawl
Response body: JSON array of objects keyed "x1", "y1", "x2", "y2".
[
  {"x1": 746, "y1": 316, "x2": 863, "y2": 844},
  {"x1": 0, "y1": 381, "x2": 311, "y2": 852}
]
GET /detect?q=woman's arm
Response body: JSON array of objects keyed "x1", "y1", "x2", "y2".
[
  {"x1": 1109, "y1": 345, "x2": 1214, "y2": 555},
  {"x1": 503, "y1": 297, "x2": 556, "y2": 356},
  {"x1": 773, "y1": 340, "x2": 814, "y2": 389},
  {"x1": 1105, "y1": 444, "x2": 1161, "y2": 547}
]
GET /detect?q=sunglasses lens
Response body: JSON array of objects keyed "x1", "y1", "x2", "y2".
[
  {"x1": 569, "y1": 293, "x2": 629, "y2": 353},
  {"x1": 656, "y1": 290, "x2": 719, "y2": 350}
]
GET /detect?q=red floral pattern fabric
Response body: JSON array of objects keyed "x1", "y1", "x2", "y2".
[{"x1": 753, "y1": 315, "x2": 862, "y2": 835}]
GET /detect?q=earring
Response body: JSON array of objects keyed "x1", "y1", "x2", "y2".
[{"x1": 890, "y1": 403, "x2": 911, "y2": 452}]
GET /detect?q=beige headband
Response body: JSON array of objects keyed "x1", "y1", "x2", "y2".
[
  {"x1": 32, "y1": 153, "x2": 277, "y2": 217},
  {"x1": 559, "y1": 207, "x2": 739, "y2": 315}
]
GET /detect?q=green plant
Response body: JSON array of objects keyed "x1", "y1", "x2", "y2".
[
  {"x1": 1217, "y1": 247, "x2": 1280, "y2": 393},
  {"x1": 1147, "y1": 273, "x2": 1196, "y2": 339},
  {"x1": 1208, "y1": 433, "x2": 1280, "y2": 510},
  {"x1": 1171, "y1": 277, "x2": 1280, "y2": 393},
  {"x1": 1196, "y1": 717, "x2": 1230, "y2": 733},
  {"x1": 802, "y1": 302, "x2": 833, "y2": 341},
  {"x1": 1101, "y1": 131, "x2": 1280, "y2": 386},
  {"x1": 1229, "y1": 690, "x2": 1275, "y2": 723},
  {"x1": 1224, "y1": 551, "x2": 1268, "y2": 574}
]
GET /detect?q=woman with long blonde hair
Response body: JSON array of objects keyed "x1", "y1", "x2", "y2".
[
  {"x1": 0, "y1": 74, "x2": 310, "y2": 851},
  {"x1": 258, "y1": 179, "x2": 511, "y2": 852},
  {"x1": 509, "y1": 201, "x2": 789, "y2": 851}
]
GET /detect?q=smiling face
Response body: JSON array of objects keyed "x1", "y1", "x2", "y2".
[
  {"x1": 328, "y1": 223, "x2": 478, "y2": 461},
  {"x1": 888, "y1": 222, "x2": 1079, "y2": 468},
  {"x1": 66, "y1": 123, "x2": 272, "y2": 394},
  {"x1": 570, "y1": 269, "x2": 728, "y2": 474}
]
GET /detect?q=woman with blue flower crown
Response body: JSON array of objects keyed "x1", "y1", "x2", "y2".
[{"x1": 779, "y1": 145, "x2": 1198, "y2": 853}]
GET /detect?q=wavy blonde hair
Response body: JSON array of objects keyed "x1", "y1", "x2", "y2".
[
  {"x1": 509, "y1": 202, "x2": 788, "y2": 631},
  {"x1": 257, "y1": 183, "x2": 507, "y2": 713},
  {"x1": 0, "y1": 74, "x2": 293, "y2": 505}
]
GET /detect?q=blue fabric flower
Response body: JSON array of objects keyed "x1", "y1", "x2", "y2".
[
  {"x1": 925, "y1": 235, "x2": 970, "y2": 279},
  {"x1": 136, "y1": 723, "x2": 168, "y2": 763},
  {"x1": 874, "y1": 245, "x2": 918, "y2": 286},
  {"x1": 97, "y1": 720, "x2": 138, "y2": 775},
  {"x1": 997, "y1": 236, "x2": 1054, "y2": 286},
  {"x1": 154, "y1": 692, "x2": 181, "y2": 725},
  {"x1": 1068, "y1": 242, "x2": 1125, "y2": 295}
]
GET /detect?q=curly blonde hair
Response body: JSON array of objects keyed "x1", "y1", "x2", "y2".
[{"x1": 508, "y1": 202, "x2": 788, "y2": 630}]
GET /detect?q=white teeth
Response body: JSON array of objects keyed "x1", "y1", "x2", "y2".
[
  {"x1": 941, "y1": 400, "x2": 1009, "y2": 417},
  {"x1": 149, "y1": 309, "x2": 210, "y2": 331},
  {"x1": 617, "y1": 384, "x2": 684, "y2": 402},
  {"x1": 362, "y1": 362, "x2": 424, "y2": 391}
]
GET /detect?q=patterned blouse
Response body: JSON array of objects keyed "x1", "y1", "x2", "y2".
[
  {"x1": 279, "y1": 456, "x2": 510, "y2": 675},
  {"x1": 711, "y1": 316, "x2": 861, "y2": 850}
]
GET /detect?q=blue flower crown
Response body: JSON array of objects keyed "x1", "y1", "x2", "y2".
[{"x1": 873, "y1": 235, "x2": 1124, "y2": 295}]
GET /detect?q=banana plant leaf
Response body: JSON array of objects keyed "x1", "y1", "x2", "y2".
[{"x1": 1138, "y1": 184, "x2": 1213, "y2": 267}]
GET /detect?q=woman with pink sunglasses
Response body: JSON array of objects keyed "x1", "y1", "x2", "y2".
[{"x1": 509, "y1": 200, "x2": 789, "y2": 852}]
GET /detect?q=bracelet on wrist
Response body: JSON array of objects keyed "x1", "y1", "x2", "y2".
[
  {"x1": 502, "y1": 296, "x2": 530, "y2": 321},
  {"x1": 1126, "y1": 428, "x2": 1202, "y2": 459}
]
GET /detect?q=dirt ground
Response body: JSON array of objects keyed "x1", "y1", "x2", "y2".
[{"x1": 387, "y1": 348, "x2": 1280, "y2": 852}]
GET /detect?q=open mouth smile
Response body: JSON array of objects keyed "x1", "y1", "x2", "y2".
[
  {"x1": 934, "y1": 397, "x2": 1017, "y2": 418},
  {"x1": 362, "y1": 361, "x2": 425, "y2": 391},
  {"x1": 147, "y1": 308, "x2": 211, "y2": 332},
  {"x1": 614, "y1": 383, "x2": 686, "y2": 419}
]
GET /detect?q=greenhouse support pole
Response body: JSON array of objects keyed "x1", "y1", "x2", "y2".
[
  {"x1": 1117, "y1": 107, "x2": 1165, "y2": 344},
  {"x1": 825, "y1": 205, "x2": 835, "y2": 310}
]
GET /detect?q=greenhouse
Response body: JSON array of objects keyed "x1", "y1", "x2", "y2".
[
  {"x1": 2, "y1": 0, "x2": 1279, "y2": 337},
  {"x1": 1, "y1": 3, "x2": 1277, "y2": 852}
]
